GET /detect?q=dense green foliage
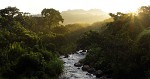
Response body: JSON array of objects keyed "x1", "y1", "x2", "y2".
[
  {"x1": 0, "y1": 6, "x2": 107, "y2": 79},
  {"x1": 77, "y1": 6, "x2": 150, "y2": 79},
  {"x1": 1, "y1": 5, "x2": 149, "y2": 79},
  {"x1": 0, "y1": 7, "x2": 64, "y2": 79}
]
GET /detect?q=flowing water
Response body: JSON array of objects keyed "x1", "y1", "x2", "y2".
[{"x1": 59, "y1": 50, "x2": 98, "y2": 79}]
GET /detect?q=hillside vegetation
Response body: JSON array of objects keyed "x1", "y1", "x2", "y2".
[
  {"x1": 77, "y1": 6, "x2": 150, "y2": 79},
  {"x1": 61, "y1": 9, "x2": 110, "y2": 24}
]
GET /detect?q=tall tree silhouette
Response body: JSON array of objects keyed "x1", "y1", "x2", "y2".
[
  {"x1": 41, "y1": 8, "x2": 64, "y2": 28},
  {"x1": 0, "y1": 7, "x2": 20, "y2": 27}
]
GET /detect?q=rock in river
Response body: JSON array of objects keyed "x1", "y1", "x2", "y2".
[
  {"x1": 74, "y1": 62, "x2": 82, "y2": 67},
  {"x1": 88, "y1": 67, "x2": 95, "y2": 74}
]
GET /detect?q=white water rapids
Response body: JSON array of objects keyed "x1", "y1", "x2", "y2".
[{"x1": 59, "y1": 50, "x2": 98, "y2": 79}]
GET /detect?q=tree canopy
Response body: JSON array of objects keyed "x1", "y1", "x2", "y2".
[
  {"x1": 77, "y1": 5, "x2": 150, "y2": 79},
  {"x1": 41, "y1": 8, "x2": 64, "y2": 28}
]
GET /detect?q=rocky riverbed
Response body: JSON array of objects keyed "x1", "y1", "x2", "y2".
[
  {"x1": 59, "y1": 50, "x2": 112, "y2": 79},
  {"x1": 59, "y1": 50, "x2": 98, "y2": 79}
]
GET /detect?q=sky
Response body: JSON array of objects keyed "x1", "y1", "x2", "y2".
[{"x1": 0, "y1": 0, "x2": 150, "y2": 14}]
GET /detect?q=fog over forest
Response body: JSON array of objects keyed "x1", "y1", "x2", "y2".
[
  {"x1": 33, "y1": 9, "x2": 110, "y2": 25},
  {"x1": 61, "y1": 9, "x2": 110, "y2": 24}
]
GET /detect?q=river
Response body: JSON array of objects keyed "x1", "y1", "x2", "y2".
[{"x1": 59, "y1": 50, "x2": 98, "y2": 79}]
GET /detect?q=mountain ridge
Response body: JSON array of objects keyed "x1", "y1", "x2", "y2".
[{"x1": 32, "y1": 9, "x2": 110, "y2": 25}]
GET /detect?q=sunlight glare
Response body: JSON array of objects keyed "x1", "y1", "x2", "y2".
[{"x1": 99, "y1": 0, "x2": 142, "y2": 13}]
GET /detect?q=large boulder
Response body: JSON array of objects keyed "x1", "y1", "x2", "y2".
[
  {"x1": 96, "y1": 70, "x2": 103, "y2": 78},
  {"x1": 74, "y1": 62, "x2": 82, "y2": 67},
  {"x1": 87, "y1": 68, "x2": 95, "y2": 74},
  {"x1": 80, "y1": 50, "x2": 87, "y2": 55},
  {"x1": 82, "y1": 65, "x2": 90, "y2": 71},
  {"x1": 82, "y1": 50, "x2": 87, "y2": 52}
]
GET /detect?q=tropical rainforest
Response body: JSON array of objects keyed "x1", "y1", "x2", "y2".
[
  {"x1": 0, "y1": 5, "x2": 150, "y2": 79},
  {"x1": 78, "y1": 6, "x2": 150, "y2": 79}
]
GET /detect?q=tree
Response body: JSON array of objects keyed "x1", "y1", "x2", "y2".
[
  {"x1": 0, "y1": 6, "x2": 20, "y2": 18},
  {"x1": 41, "y1": 8, "x2": 64, "y2": 28},
  {"x1": 0, "y1": 7, "x2": 20, "y2": 27},
  {"x1": 109, "y1": 12, "x2": 126, "y2": 21},
  {"x1": 51, "y1": 25, "x2": 68, "y2": 34},
  {"x1": 0, "y1": 6, "x2": 64, "y2": 79},
  {"x1": 138, "y1": 6, "x2": 150, "y2": 28},
  {"x1": 138, "y1": 6, "x2": 150, "y2": 14}
]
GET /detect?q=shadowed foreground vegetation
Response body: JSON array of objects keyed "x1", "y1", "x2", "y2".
[
  {"x1": 77, "y1": 6, "x2": 150, "y2": 79},
  {"x1": 0, "y1": 7, "x2": 66, "y2": 79}
]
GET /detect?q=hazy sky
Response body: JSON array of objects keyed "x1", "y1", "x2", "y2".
[{"x1": 0, "y1": 0, "x2": 150, "y2": 14}]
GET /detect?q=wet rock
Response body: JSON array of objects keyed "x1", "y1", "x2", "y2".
[
  {"x1": 80, "y1": 52, "x2": 86, "y2": 55},
  {"x1": 86, "y1": 73, "x2": 91, "y2": 75},
  {"x1": 80, "y1": 50, "x2": 87, "y2": 55},
  {"x1": 82, "y1": 50, "x2": 87, "y2": 52},
  {"x1": 71, "y1": 59, "x2": 74, "y2": 60},
  {"x1": 82, "y1": 65, "x2": 90, "y2": 71},
  {"x1": 76, "y1": 50, "x2": 83, "y2": 54},
  {"x1": 64, "y1": 54, "x2": 69, "y2": 58},
  {"x1": 74, "y1": 62, "x2": 82, "y2": 67},
  {"x1": 96, "y1": 70, "x2": 103, "y2": 78},
  {"x1": 87, "y1": 68, "x2": 95, "y2": 74}
]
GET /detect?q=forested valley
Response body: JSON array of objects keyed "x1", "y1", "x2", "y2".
[{"x1": 0, "y1": 5, "x2": 150, "y2": 79}]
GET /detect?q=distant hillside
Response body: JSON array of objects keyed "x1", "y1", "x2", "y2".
[
  {"x1": 32, "y1": 9, "x2": 110, "y2": 25},
  {"x1": 61, "y1": 9, "x2": 110, "y2": 25}
]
